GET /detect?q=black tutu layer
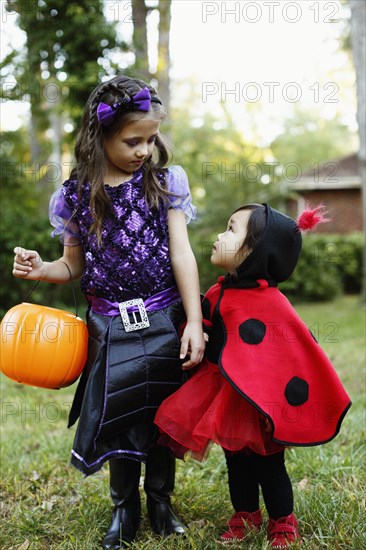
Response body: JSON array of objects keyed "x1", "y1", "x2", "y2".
[{"x1": 68, "y1": 301, "x2": 186, "y2": 476}]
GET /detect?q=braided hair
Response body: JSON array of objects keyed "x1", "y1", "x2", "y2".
[{"x1": 71, "y1": 75, "x2": 171, "y2": 244}]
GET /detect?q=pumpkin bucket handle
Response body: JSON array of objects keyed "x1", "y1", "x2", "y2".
[{"x1": 22, "y1": 261, "x2": 79, "y2": 317}]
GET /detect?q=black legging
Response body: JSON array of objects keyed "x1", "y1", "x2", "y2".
[{"x1": 225, "y1": 450, "x2": 293, "y2": 520}]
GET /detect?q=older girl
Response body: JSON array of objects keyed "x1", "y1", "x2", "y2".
[{"x1": 13, "y1": 75, "x2": 205, "y2": 549}]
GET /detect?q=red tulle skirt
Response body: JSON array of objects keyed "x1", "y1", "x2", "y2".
[{"x1": 155, "y1": 360, "x2": 285, "y2": 461}]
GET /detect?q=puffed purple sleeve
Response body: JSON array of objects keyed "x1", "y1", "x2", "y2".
[
  {"x1": 166, "y1": 165, "x2": 197, "y2": 224},
  {"x1": 49, "y1": 187, "x2": 81, "y2": 246}
]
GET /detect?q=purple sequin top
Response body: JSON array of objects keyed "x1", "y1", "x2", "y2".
[{"x1": 49, "y1": 165, "x2": 196, "y2": 302}]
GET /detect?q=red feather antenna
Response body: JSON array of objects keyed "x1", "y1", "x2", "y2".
[{"x1": 297, "y1": 204, "x2": 330, "y2": 231}]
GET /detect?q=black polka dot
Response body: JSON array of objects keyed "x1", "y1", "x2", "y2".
[
  {"x1": 239, "y1": 319, "x2": 266, "y2": 345},
  {"x1": 285, "y1": 377, "x2": 309, "y2": 406}
]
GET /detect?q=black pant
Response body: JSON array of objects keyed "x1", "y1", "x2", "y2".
[{"x1": 225, "y1": 450, "x2": 293, "y2": 520}]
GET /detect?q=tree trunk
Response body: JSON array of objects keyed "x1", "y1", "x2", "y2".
[
  {"x1": 349, "y1": 0, "x2": 366, "y2": 300},
  {"x1": 157, "y1": 0, "x2": 171, "y2": 119},
  {"x1": 25, "y1": 30, "x2": 43, "y2": 165},
  {"x1": 132, "y1": 0, "x2": 149, "y2": 81}
]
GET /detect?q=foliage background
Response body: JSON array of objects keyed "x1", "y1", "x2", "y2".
[{"x1": 1, "y1": 0, "x2": 364, "y2": 312}]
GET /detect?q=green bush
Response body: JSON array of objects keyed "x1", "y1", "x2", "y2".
[
  {"x1": 280, "y1": 232, "x2": 364, "y2": 302},
  {"x1": 330, "y1": 232, "x2": 364, "y2": 293},
  {"x1": 0, "y1": 129, "x2": 86, "y2": 319}
]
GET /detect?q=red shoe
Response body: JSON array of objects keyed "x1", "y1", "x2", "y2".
[
  {"x1": 220, "y1": 509, "x2": 262, "y2": 541},
  {"x1": 268, "y1": 514, "x2": 301, "y2": 547}
]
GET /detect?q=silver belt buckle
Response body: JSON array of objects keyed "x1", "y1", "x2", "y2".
[{"x1": 119, "y1": 298, "x2": 150, "y2": 332}]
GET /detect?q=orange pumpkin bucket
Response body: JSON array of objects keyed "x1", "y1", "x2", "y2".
[{"x1": 0, "y1": 281, "x2": 88, "y2": 389}]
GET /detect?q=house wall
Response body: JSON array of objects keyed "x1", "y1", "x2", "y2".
[{"x1": 287, "y1": 189, "x2": 363, "y2": 233}]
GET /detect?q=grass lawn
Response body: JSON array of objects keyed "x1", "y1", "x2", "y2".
[{"x1": 1, "y1": 295, "x2": 365, "y2": 549}]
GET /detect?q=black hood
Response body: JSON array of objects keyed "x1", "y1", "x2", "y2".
[{"x1": 223, "y1": 204, "x2": 302, "y2": 289}]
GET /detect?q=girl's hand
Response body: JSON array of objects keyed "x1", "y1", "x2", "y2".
[
  {"x1": 13, "y1": 247, "x2": 45, "y2": 280},
  {"x1": 180, "y1": 320, "x2": 206, "y2": 370}
]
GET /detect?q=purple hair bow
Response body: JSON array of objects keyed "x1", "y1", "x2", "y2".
[{"x1": 97, "y1": 87, "x2": 154, "y2": 126}]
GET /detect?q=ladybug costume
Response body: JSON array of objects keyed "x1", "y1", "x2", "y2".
[{"x1": 155, "y1": 204, "x2": 351, "y2": 461}]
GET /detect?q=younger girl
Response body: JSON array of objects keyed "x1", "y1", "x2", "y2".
[
  {"x1": 155, "y1": 203, "x2": 351, "y2": 547},
  {"x1": 13, "y1": 75, "x2": 205, "y2": 549}
]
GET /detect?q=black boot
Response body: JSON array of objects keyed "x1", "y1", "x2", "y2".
[
  {"x1": 144, "y1": 445, "x2": 185, "y2": 537},
  {"x1": 102, "y1": 458, "x2": 142, "y2": 549}
]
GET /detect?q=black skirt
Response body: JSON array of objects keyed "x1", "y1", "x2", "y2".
[{"x1": 68, "y1": 300, "x2": 186, "y2": 476}]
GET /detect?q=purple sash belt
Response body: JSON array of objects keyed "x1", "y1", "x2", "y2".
[{"x1": 88, "y1": 286, "x2": 181, "y2": 317}]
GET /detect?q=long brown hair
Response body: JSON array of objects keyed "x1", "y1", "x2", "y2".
[{"x1": 71, "y1": 75, "x2": 172, "y2": 244}]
